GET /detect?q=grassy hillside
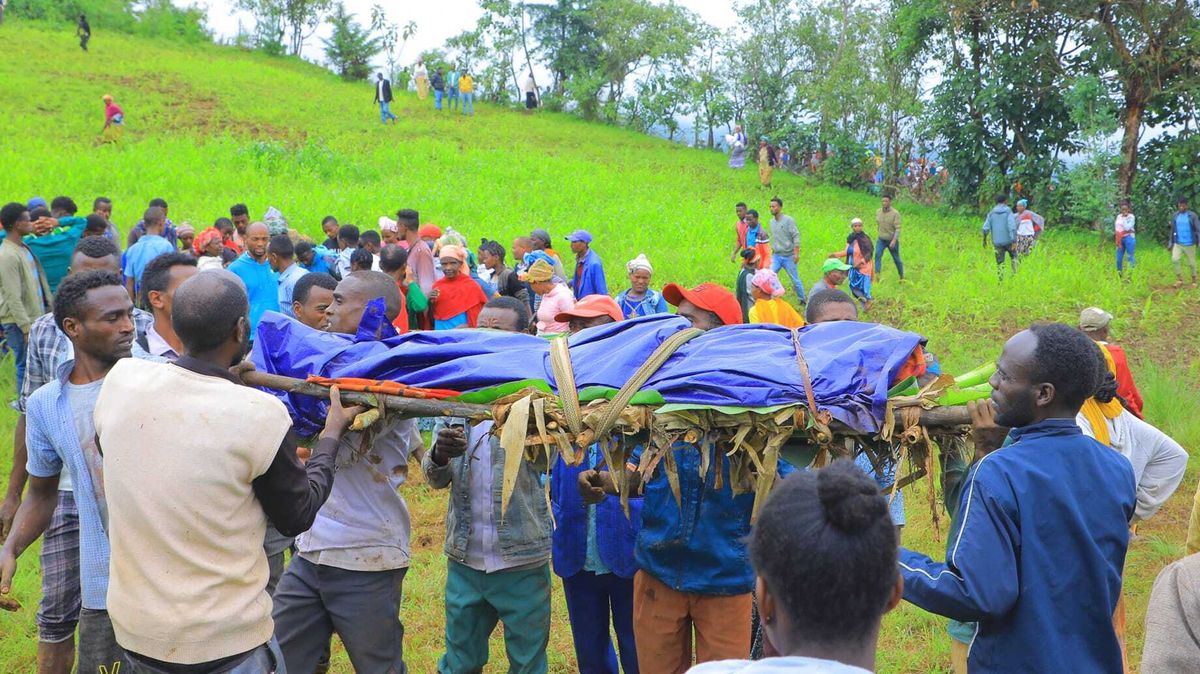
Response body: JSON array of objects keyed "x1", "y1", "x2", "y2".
[{"x1": 1, "y1": 23, "x2": 1199, "y2": 672}]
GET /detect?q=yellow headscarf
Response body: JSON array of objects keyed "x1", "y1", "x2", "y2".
[{"x1": 1079, "y1": 344, "x2": 1124, "y2": 446}]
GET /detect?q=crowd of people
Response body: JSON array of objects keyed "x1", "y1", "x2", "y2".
[{"x1": 0, "y1": 190, "x2": 1196, "y2": 674}]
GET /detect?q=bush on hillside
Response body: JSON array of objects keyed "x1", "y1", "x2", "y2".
[
  {"x1": 1135, "y1": 133, "x2": 1200, "y2": 244},
  {"x1": 320, "y1": 2, "x2": 380, "y2": 81},
  {"x1": 818, "y1": 131, "x2": 871, "y2": 190}
]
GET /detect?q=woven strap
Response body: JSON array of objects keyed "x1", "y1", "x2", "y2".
[
  {"x1": 790, "y1": 328, "x2": 832, "y2": 429},
  {"x1": 590, "y1": 327, "x2": 704, "y2": 441},
  {"x1": 549, "y1": 336, "x2": 584, "y2": 435}
]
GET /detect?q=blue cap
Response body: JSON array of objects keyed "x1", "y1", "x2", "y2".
[
  {"x1": 27, "y1": 196, "x2": 46, "y2": 210},
  {"x1": 565, "y1": 229, "x2": 593, "y2": 244},
  {"x1": 1016, "y1": 199, "x2": 1028, "y2": 207}
]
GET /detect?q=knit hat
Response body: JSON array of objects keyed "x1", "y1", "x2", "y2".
[
  {"x1": 626, "y1": 253, "x2": 653, "y2": 275},
  {"x1": 176, "y1": 222, "x2": 195, "y2": 238},
  {"x1": 751, "y1": 269, "x2": 785, "y2": 298}
]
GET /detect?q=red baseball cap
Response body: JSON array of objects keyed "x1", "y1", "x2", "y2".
[
  {"x1": 554, "y1": 294, "x2": 624, "y2": 323},
  {"x1": 662, "y1": 282, "x2": 743, "y2": 326}
]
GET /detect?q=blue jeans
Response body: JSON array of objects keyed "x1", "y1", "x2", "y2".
[
  {"x1": 462, "y1": 92, "x2": 474, "y2": 116},
  {"x1": 874, "y1": 238, "x2": 904, "y2": 278},
  {"x1": 3, "y1": 323, "x2": 26, "y2": 396},
  {"x1": 770, "y1": 253, "x2": 805, "y2": 299},
  {"x1": 379, "y1": 101, "x2": 397, "y2": 123},
  {"x1": 272, "y1": 557, "x2": 407, "y2": 674},
  {"x1": 1117, "y1": 235, "x2": 1136, "y2": 272},
  {"x1": 562, "y1": 572, "x2": 638, "y2": 674},
  {"x1": 435, "y1": 89, "x2": 444, "y2": 109},
  {"x1": 448, "y1": 87, "x2": 460, "y2": 110}
]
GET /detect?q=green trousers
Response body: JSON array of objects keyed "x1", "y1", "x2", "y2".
[{"x1": 438, "y1": 560, "x2": 551, "y2": 674}]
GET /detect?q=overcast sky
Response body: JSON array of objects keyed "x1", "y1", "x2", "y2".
[{"x1": 202, "y1": 0, "x2": 740, "y2": 64}]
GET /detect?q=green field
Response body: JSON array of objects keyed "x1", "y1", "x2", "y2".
[{"x1": 2, "y1": 23, "x2": 1199, "y2": 673}]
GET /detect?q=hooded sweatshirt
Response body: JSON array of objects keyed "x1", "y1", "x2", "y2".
[{"x1": 983, "y1": 205, "x2": 1017, "y2": 247}]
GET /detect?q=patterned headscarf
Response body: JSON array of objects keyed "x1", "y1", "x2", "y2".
[
  {"x1": 626, "y1": 253, "x2": 653, "y2": 275},
  {"x1": 193, "y1": 227, "x2": 224, "y2": 256},
  {"x1": 751, "y1": 269, "x2": 785, "y2": 298}
]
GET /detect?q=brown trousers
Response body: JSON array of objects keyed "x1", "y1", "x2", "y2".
[{"x1": 632, "y1": 570, "x2": 752, "y2": 674}]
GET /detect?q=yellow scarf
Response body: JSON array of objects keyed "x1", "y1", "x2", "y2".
[{"x1": 1080, "y1": 345, "x2": 1123, "y2": 446}]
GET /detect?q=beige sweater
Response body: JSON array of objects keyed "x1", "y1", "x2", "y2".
[{"x1": 95, "y1": 358, "x2": 291, "y2": 664}]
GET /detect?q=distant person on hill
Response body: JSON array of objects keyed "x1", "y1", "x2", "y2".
[
  {"x1": 808, "y1": 258, "x2": 852, "y2": 302},
  {"x1": 727, "y1": 125, "x2": 748, "y2": 169},
  {"x1": 735, "y1": 249, "x2": 759, "y2": 322},
  {"x1": 374, "y1": 72, "x2": 398, "y2": 125},
  {"x1": 460, "y1": 69, "x2": 475, "y2": 116},
  {"x1": 748, "y1": 269, "x2": 805, "y2": 329},
  {"x1": 122, "y1": 206, "x2": 174, "y2": 298},
  {"x1": 290, "y1": 271, "x2": 336, "y2": 330},
  {"x1": 1170, "y1": 196, "x2": 1199, "y2": 287},
  {"x1": 1114, "y1": 199, "x2": 1136, "y2": 277},
  {"x1": 1013, "y1": 199, "x2": 1043, "y2": 257},
  {"x1": 414, "y1": 60, "x2": 429, "y2": 99},
  {"x1": 768, "y1": 197, "x2": 803, "y2": 300},
  {"x1": 431, "y1": 68, "x2": 446, "y2": 110},
  {"x1": 874, "y1": 194, "x2": 904, "y2": 281},
  {"x1": 227, "y1": 221, "x2": 279, "y2": 334},
  {"x1": 524, "y1": 71, "x2": 538, "y2": 111},
  {"x1": 101, "y1": 94, "x2": 123, "y2": 143},
  {"x1": 758, "y1": 139, "x2": 775, "y2": 188},
  {"x1": 127, "y1": 197, "x2": 177, "y2": 248},
  {"x1": 447, "y1": 63, "x2": 461, "y2": 111},
  {"x1": 686, "y1": 461, "x2": 903, "y2": 674},
  {"x1": 983, "y1": 193, "x2": 1018, "y2": 279},
  {"x1": 1079, "y1": 307, "x2": 1144, "y2": 418},
  {"x1": 77, "y1": 14, "x2": 90, "y2": 51},
  {"x1": 0, "y1": 0, "x2": 7, "y2": 25},
  {"x1": 830, "y1": 217, "x2": 874, "y2": 309},
  {"x1": 567, "y1": 229, "x2": 607, "y2": 298},
  {"x1": 616, "y1": 253, "x2": 669, "y2": 318}
]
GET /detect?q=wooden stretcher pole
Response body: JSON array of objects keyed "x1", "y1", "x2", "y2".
[
  {"x1": 240, "y1": 370, "x2": 973, "y2": 432},
  {"x1": 240, "y1": 369, "x2": 494, "y2": 421}
]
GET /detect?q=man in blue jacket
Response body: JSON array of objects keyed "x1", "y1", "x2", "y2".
[
  {"x1": 899, "y1": 322, "x2": 1136, "y2": 673},
  {"x1": 567, "y1": 229, "x2": 608, "y2": 299},
  {"x1": 982, "y1": 193, "x2": 1017, "y2": 279}
]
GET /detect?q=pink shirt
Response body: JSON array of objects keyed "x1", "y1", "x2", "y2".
[
  {"x1": 105, "y1": 103, "x2": 123, "y2": 124},
  {"x1": 536, "y1": 283, "x2": 575, "y2": 335}
]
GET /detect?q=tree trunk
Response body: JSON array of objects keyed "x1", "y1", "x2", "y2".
[{"x1": 1117, "y1": 78, "x2": 1146, "y2": 198}]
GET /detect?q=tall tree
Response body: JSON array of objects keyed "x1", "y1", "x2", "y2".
[
  {"x1": 321, "y1": 2, "x2": 381, "y2": 80},
  {"x1": 1082, "y1": 0, "x2": 1200, "y2": 196},
  {"x1": 236, "y1": 0, "x2": 333, "y2": 55}
]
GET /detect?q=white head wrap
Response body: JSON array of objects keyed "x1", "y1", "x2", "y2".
[{"x1": 626, "y1": 253, "x2": 653, "y2": 275}]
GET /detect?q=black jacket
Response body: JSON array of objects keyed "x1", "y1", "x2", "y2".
[{"x1": 374, "y1": 78, "x2": 393, "y2": 104}]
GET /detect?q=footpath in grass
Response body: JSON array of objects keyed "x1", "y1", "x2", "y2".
[{"x1": 1, "y1": 23, "x2": 1199, "y2": 673}]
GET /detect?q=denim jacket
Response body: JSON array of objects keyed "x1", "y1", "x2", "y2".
[
  {"x1": 550, "y1": 447, "x2": 642, "y2": 579},
  {"x1": 423, "y1": 421, "x2": 551, "y2": 566},
  {"x1": 636, "y1": 441, "x2": 794, "y2": 596}
]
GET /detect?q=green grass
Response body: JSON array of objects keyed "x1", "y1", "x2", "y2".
[{"x1": 2, "y1": 22, "x2": 1199, "y2": 672}]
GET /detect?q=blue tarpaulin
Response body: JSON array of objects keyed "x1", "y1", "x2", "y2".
[{"x1": 252, "y1": 310, "x2": 925, "y2": 437}]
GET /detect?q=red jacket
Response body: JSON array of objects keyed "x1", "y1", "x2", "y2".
[{"x1": 1104, "y1": 343, "x2": 1144, "y2": 418}]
